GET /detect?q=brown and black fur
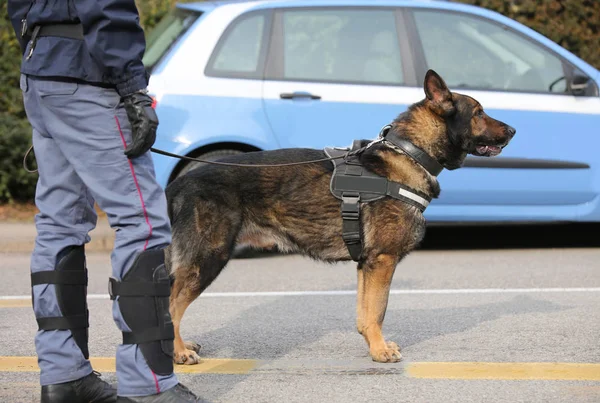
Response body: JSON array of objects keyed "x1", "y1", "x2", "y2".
[{"x1": 164, "y1": 70, "x2": 516, "y2": 365}]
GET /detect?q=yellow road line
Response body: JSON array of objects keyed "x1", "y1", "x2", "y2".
[
  {"x1": 0, "y1": 300, "x2": 31, "y2": 308},
  {"x1": 1, "y1": 357, "x2": 599, "y2": 380},
  {"x1": 406, "y1": 362, "x2": 600, "y2": 381},
  {"x1": 0, "y1": 357, "x2": 257, "y2": 375}
]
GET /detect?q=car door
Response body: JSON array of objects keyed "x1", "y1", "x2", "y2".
[
  {"x1": 405, "y1": 7, "x2": 600, "y2": 221},
  {"x1": 262, "y1": 6, "x2": 420, "y2": 150}
]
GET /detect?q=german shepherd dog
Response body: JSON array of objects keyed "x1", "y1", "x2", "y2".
[{"x1": 164, "y1": 70, "x2": 516, "y2": 365}]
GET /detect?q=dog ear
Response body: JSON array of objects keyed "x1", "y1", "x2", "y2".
[{"x1": 424, "y1": 69, "x2": 456, "y2": 117}]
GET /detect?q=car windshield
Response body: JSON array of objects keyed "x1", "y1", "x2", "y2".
[{"x1": 143, "y1": 8, "x2": 201, "y2": 71}]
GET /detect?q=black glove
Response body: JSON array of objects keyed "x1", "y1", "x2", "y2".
[{"x1": 122, "y1": 91, "x2": 159, "y2": 159}]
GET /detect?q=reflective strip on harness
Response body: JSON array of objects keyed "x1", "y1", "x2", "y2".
[{"x1": 397, "y1": 187, "x2": 430, "y2": 208}]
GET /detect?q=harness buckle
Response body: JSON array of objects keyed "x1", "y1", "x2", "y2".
[
  {"x1": 342, "y1": 231, "x2": 361, "y2": 244},
  {"x1": 341, "y1": 193, "x2": 360, "y2": 220}
]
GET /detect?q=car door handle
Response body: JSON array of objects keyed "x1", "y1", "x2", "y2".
[{"x1": 280, "y1": 91, "x2": 321, "y2": 100}]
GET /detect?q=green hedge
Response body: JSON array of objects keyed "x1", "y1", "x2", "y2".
[
  {"x1": 0, "y1": 0, "x2": 598, "y2": 203},
  {"x1": 0, "y1": 113, "x2": 38, "y2": 203},
  {"x1": 456, "y1": 0, "x2": 600, "y2": 71}
]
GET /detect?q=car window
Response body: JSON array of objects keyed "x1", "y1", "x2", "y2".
[
  {"x1": 207, "y1": 13, "x2": 266, "y2": 76},
  {"x1": 279, "y1": 9, "x2": 404, "y2": 85},
  {"x1": 412, "y1": 10, "x2": 567, "y2": 94},
  {"x1": 143, "y1": 8, "x2": 201, "y2": 72}
]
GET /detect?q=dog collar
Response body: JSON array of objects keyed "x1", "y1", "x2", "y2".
[{"x1": 378, "y1": 125, "x2": 444, "y2": 177}]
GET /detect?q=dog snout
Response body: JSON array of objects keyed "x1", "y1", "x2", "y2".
[{"x1": 506, "y1": 125, "x2": 516, "y2": 137}]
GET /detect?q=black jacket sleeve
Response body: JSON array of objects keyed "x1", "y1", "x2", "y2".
[{"x1": 73, "y1": 0, "x2": 150, "y2": 96}]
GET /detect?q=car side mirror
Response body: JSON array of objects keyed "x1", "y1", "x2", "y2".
[{"x1": 569, "y1": 74, "x2": 590, "y2": 96}]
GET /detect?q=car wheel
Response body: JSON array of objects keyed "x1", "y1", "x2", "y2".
[{"x1": 175, "y1": 149, "x2": 244, "y2": 179}]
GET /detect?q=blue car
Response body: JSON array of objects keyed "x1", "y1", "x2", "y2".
[{"x1": 143, "y1": 0, "x2": 600, "y2": 224}]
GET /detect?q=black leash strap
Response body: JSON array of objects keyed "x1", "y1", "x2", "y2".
[
  {"x1": 23, "y1": 145, "x2": 37, "y2": 173},
  {"x1": 149, "y1": 147, "x2": 355, "y2": 168},
  {"x1": 22, "y1": 146, "x2": 356, "y2": 174}
]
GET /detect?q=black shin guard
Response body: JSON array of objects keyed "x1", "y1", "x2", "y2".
[
  {"x1": 31, "y1": 245, "x2": 89, "y2": 358},
  {"x1": 108, "y1": 249, "x2": 174, "y2": 375}
]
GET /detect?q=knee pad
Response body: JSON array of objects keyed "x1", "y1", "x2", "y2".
[
  {"x1": 108, "y1": 248, "x2": 174, "y2": 375},
  {"x1": 31, "y1": 244, "x2": 89, "y2": 358}
]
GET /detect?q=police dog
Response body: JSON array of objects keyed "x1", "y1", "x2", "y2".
[{"x1": 164, "y1": 70, "x2": 516, "y2": 365}]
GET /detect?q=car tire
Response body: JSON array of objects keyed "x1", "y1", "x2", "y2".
[{"x1": 175, "y1": 149, "x2": 245, "y2": 179}]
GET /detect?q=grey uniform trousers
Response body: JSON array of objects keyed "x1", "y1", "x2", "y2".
[{"x1": 20, "y1": 74, "x2": 179, "y2": 396}]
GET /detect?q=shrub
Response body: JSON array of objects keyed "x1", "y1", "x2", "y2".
[
  {"x1": 0, "y1": 113, "x2": 37, "y2": 203},
  {"x1": 456, "y1": 0, "x2": 600, "y2": 70}
]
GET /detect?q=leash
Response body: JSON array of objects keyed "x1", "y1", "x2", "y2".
[
  {"x1": 148, "y1": 147, "x2": 360, "y2": 168},
  {"x1": 23, "y1": 145, "x2": 37, "y2": 173},
  {"x1": 22, "y1": 145, "x2": 363, "y2": 174}
]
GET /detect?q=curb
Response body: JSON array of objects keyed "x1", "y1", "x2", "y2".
[{"x1": 0, "y1": 236, "x2": 115, "y2": 253}]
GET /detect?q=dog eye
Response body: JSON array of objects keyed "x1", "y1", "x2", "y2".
[{"x1": 477, "y1": 110, "x2": 484, "y2": 118}]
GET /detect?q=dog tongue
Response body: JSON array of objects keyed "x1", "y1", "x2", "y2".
[{"x1": 476, "y1": 145, "x2": 489, "y2": 154}]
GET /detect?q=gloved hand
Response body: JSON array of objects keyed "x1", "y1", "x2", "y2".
[{"x1": 122, "y1": 90, "x2": 159, "y2": 159}]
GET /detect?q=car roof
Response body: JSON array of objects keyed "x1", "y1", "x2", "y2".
[
  {"x1": 181, "y1": 0, "x2": 454, "y2": 12},
  {"x1": 177, "y1": 0, "x2": 510, "y2": 23}
]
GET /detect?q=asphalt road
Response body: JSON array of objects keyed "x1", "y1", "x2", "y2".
[{"x1": 1, "y1": 225, "x2": 599, "y2": 403}]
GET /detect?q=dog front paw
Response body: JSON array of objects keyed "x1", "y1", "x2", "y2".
[
  {"x1": 174, "y1": 348, "x2": 201, "y2": 365},
  {"x1": 184, "y1": 341, "x2": 201, "y2": 353},
  {"x1": 370, "y1": 341, "x2": 402, "y2": 363}
]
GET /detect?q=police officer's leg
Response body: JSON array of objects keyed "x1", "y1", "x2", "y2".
[
  {"x1": 31, "y1": 77, "x2": 206, "y2": 401},
  {"x1": 20, "y1": 74, "x2": 116, "y2": 403}
]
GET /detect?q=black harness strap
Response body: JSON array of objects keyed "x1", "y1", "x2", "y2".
[
  {"x1": 340, "y1": 193, "x2": 362, "y2": 261},
  {"x1": 324, "y1": 138, "x2": 434, "y2": 262}
]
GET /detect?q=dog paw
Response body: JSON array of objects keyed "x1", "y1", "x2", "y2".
[
  {"x1": 184, "y1": 341, "x2": 201, "y2": 353},
  {"x1": 174, "y1": 348, "x2": 201, "y2": 365},
  {"x1": 370, "y1": 341, "x2": 402, "y2": 363}
]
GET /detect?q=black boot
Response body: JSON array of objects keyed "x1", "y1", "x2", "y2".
[
  {"x1": 41, "y1": 371, "x2": 117, "y2": 403},
  {"x1": 116, "y1": 383, "x2": 211, "y2": 403}
]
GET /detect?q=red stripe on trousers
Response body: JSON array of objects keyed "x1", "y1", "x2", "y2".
[{"x1": 115, "y1": 115, "x2": 160, "y2": 393}]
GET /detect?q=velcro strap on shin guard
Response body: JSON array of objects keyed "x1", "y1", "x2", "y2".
[
  {"x1": 122, "y1": 326, "x2": 174, "y2": 345},
  {"x1": 31, "y1": 270, "x2": 88, "y2": 286},
  {"x1": 37, "y1": 314, "x2": 89, "y2": 330},
  {"x1": 108, "y1": 279, "x2": 170, "y2": 299},
  {"x1": 31, "y1": 245, "x2": 89, "y2": 358},
  {"x1": 111, "y1": 248, "x2": 174, "y2": 375}
]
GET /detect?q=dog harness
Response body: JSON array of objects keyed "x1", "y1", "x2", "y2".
[{"x1": 324, "y1": 125, "x2": 440, "y2": 262}]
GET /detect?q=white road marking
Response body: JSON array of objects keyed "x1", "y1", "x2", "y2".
[{"x1": 0, "y1": 287, "x2": 599, "y2": 301}]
